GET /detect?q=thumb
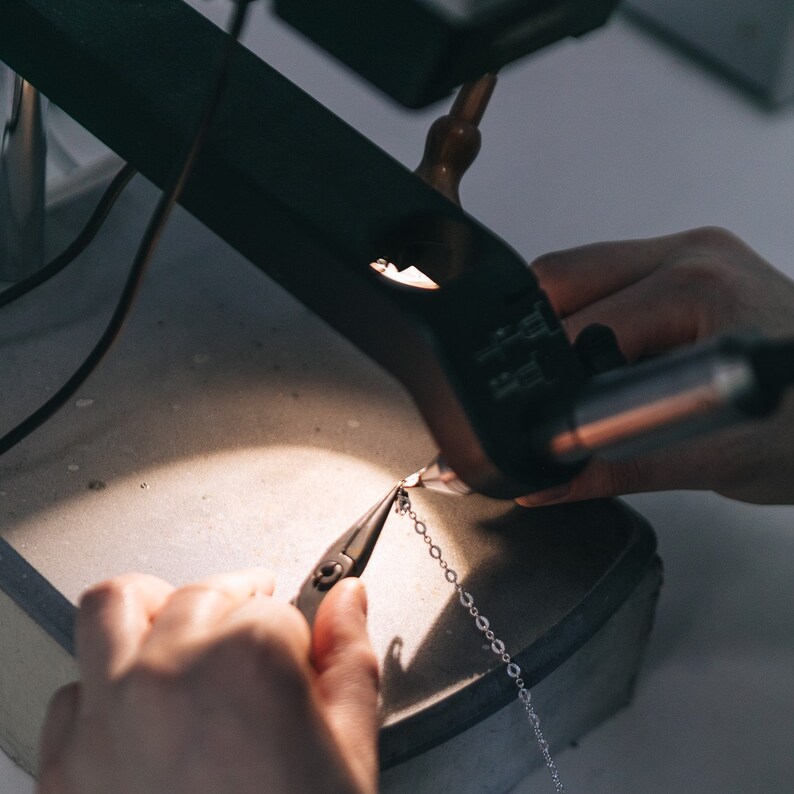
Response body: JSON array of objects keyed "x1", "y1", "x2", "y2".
[{"x1": 312, "y1": 578, "x2": 380, "y2": 790}]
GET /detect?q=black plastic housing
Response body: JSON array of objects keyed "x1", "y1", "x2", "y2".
[{"x1": 275, "y1": 0, "x2": 620, "y2": 107}]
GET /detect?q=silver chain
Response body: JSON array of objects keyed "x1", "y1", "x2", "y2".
[{"x1": 396, "y1": 485, "x2": 566, "y2": 793}]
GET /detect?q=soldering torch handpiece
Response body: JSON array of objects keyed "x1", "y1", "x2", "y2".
[
  {"x1": 417, "y1": 334, "x2": 794, "y2": 496},
  {"x1": 545, "y1": 334, "x2": 790, "y2": 465}
]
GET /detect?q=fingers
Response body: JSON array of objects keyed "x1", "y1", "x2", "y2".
[
  {"x1": 561, "y1": 268, "x2": 703, "y2": 360},
  {"x1": 533, "y1": 229, "x2": 749, "y2": 360},
  {"x1": 517, "y1": 458, "x2": 657, "y2": 506},
  {"x1": 141, "y1": 568, "x2": 276, "y2": 656},
  {"x1": 532, "y1": 233, "x2": 683, "y2": 317},
  {"x1": 39, "y1": 683, "x2": 80, "y2": 771},
  {"x1": 76, "y1": 573, "x2": 174, "y2": 692},
  {"x1": 221, "y1": 592, "x2": 312, "y2": 667},
  {"x1": 311, "y1": 579, "x2": 380, "y2": 790},
  {"x1": 516, "y1": 441, "x2": 724, "y2": 507},
  {"x1": 77, "y1": 569, "x2": 276, "y2": 696}
]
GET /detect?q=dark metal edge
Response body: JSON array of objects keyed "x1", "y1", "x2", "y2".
[{"x1": 0, "y1": 535, "x2": 75, "y2": 655}]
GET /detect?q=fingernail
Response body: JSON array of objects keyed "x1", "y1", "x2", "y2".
[{"x1": 516, "y1": 482, "x2": 571, "y2": 507}]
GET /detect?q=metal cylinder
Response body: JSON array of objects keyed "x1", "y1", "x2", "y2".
[
  {"x1": 0, "y1": 63, "x2": 47, "y2": 281},
  {"x1": 546, "y1": 339, "x2": 763, "y2": 464}
]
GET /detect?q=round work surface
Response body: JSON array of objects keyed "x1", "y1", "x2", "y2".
[{"x1": 0, "y1": 178, "x2": 657, "y2": 783}]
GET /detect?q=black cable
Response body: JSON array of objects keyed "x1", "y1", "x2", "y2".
[
  {"x1": 0, "y1": 0, "x2": 252, "y2": 457},
  {"x1": 0, "y1": 162, "x2": 137, "y2": 309}
]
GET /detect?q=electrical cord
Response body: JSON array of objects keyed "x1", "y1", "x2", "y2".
[
  {"x1": 0, "y1": 0, "x2": 252, "y2": 457},
  {"x1": 0, "y1": 162, "x2": 137, "y2": 309}
]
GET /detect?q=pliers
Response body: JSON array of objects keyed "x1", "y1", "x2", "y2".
[{"x1": 292, "y1": 483, "x2": 401, "y2": 628}]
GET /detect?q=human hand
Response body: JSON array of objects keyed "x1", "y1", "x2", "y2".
[
  {"x1": 38, "y1": 569, "x2": 379, "y2": 794},
  {"x1": 520, "y1": 227, "x2": 794, "y2": 506}
]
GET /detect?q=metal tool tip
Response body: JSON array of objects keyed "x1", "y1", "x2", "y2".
[
  {"x1": 402, "y1": 470, "x2": 424, "y2": 489},
  {"x1": 409, "y1": 456, "x2": 474, "y2": 495}
]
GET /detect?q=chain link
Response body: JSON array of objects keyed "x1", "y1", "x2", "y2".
[{"x1": 396, "y1": 485, "x2": 566, "y2": 793}]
